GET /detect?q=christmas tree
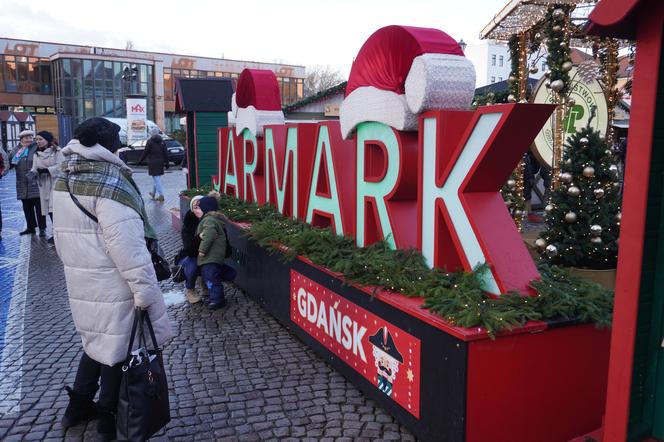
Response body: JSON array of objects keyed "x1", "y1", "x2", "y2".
[{"x1": 537, "y1": 116, "x2": 621, "y2": 269}]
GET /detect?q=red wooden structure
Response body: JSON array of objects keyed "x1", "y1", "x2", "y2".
[{"x1": 585, "y1": 0, "x2": 664, "y2": 440}]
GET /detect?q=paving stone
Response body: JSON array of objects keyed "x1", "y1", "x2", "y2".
[{"x1": 0, "y1": 170, "x2": 416, "y2": 441}]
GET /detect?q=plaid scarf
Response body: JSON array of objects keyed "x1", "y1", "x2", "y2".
[{"x1": 54, "y1": 153, "x2": 156, "y2": 239}]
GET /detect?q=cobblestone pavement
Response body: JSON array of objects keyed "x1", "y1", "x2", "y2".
[{"x1": 0, "y1": 166, "x2": 416, "y2": 441}]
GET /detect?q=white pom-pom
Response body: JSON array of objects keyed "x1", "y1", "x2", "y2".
[{"x1": 404, "y1": 53, "x2": 476, "y2": 114}]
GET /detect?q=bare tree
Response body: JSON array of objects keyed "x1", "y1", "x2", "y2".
[
  {"x1": 125, "y1": 40, "x2": 134, "y2": 50},
  {"x1": 304, "y1": 65, "x2": 345, "y2": 97}
]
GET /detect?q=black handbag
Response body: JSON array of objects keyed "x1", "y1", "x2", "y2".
[
  {"x1": 65, "y1": 175, "x2": 171, "y2": 281},
  {"x1": 117, "y1": 309, "x2": 171, "y2": 441}
]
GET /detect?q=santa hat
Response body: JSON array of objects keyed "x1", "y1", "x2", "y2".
[
  {"x1": 369, "y1": 326, "x2": 403, "y2": 363},
  {"x1": 234, "y1": 69, "x2": 285, "y2": 137},
  {"x1": 340, "y1": 25, "x2": 476, "y2": 139}
]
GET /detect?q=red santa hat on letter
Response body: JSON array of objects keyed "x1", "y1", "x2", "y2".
[
  {"x1": 233, "y1": 69, "x2": 285, "y2": 137},
  {"x1": 340, "y1": 25, "x2": 476, "y2": 139}
]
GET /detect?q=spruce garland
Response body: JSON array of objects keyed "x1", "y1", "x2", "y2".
[{"x1": 181, "y1": 189, "x2": 613, "y2": 337}]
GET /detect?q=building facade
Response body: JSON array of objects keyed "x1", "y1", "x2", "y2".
[{"x1": 0, "y1": 37, "x2": 305, "y2": 132}]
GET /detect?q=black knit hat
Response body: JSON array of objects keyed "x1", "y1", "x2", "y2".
[
  {"x1": 37, "y1": 131, "x2": 54, "y2": 144},
  {"x1": 198, "y1": 196, "x2": 219, "y2": 214},
  {"x1": 74, "y1": 117, "x2": 122, "y2": 152}
]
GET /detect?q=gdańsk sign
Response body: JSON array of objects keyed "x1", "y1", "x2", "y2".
[{"x1": 531, "y1": 66, "x2": 609, "y2": 167}]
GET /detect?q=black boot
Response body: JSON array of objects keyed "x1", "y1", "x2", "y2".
[
  {"x1": 61, "y1": 386, "x2": 97, "y2": 432},
  {"x1": 97, "y1": 406, "x2": 117, "y2": 442}
]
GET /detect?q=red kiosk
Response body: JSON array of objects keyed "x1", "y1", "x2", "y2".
[{"x1": 582, "y1": 1, "x2": 664, "y2": 441}]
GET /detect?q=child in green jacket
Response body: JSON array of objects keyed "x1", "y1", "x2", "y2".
[{"x1": 195, "y1": 196, "x2": 228, "y2": 309}]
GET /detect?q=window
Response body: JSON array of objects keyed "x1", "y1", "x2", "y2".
[
  {"x1": 491, "y1": 54, "x2": 496, "y2": 66},
  {"x1": 542, "y1": 62, "x2": 547, "y2": 71},
  {"x1": 491, "y1": 76, "x2": 495, "y2": 83},
  {"x1": 498, "y1": 77, "x2": 503, "y2": 82},
  {"x1": 499, "y1": 56, "x2": 504, "y2": 67}
]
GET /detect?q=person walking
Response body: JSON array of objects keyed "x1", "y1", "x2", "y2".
[
  {"x1": 9, "y1": 130, "x2": 47, "y2": 236},
  {"x1": 195, "y1": 196, "x2": 235, "y2": 309},
  {"x1": 52, "y1": 117, "x2": 172, "y2": 441},
  {"x1": 30, "y1": 131, "x2": 64, "y2": 243},
  {"x1": 138, "y1": 127, "x2": 169, "y2": 202},
  {"x1": 0, "y1": 145, "x2": 9, "y2": 239}
]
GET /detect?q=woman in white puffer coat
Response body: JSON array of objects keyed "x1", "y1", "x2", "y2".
[{"x1": 52, "y1": 117, "x2": 172, "y2": 441}]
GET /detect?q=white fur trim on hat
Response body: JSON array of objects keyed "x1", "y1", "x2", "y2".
[
  {"x1": 235, "y1": 105, "x2": 285, "y2": 137},
  {"x1": 339, "y1": 86, "x2": 418, "y2": 140},
  {"x1": 404, "y1": 53, "x2": 476, "y2": 114},
  {"x1": 18, "y1": 129, "x2": 35, "y2": 139}
]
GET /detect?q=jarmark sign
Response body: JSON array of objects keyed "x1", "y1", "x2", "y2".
[{"x1": 532, "y1": 66, "x2": 609, "y2": 166}]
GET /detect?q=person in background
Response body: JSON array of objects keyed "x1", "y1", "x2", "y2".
[
  {"x1": 53, "y1": 117, "x2": 172, "y2": 441},
  {"x1": 30, "y1": 131, "x2": 65, "y2": 243},
  {"x1": 195, "y1": 196, "x2": 231, "y2": 310},
  {"x1": 175, "y1": 194, "x2": 207, "y2": 304},
  {"x1": 523, "y1": 150, "x2": 550, "y2": 223},
  {"x1": 138, "y1": 127, "x2": 169, "y2": 202},
  {"x1": 10, "y1": 130, "x2": 46, "y2": 236},
  {"x1": 0, "y1": 145, "x2": 9, "y2": 239}
]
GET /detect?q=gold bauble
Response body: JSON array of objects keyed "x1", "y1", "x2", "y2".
[
  {"x1": 567, "y1": 186, "x2": 580, "y2": 197},
  {"x1": 550, "y1": 79, "x2": 564, "y2": 92},
  {"x1": 593, "y1": 188, "x2": 605, "y2": 199},
  {"x1": 562, "y1": 61, "x2": 573, "y2": 72},
  {"x1": 609, "y1": 164, "x2": 619, "y2": 175},
  {"x1": 535, "y1": 238, "x2": 547, "y2": 250},
  {"x1": 506, "y1": 179, "x2": 516, "y2": 189},
  {"x1": 583, "y1": 166, "x2": 595, "y2": 178},
  {"x1": 560, "y1": 172, "x2": 573, "y2": 183},
  {"x1": 545, "y1": 204, "x2": 554, "y2": 214},
  {"x1": 507, "y1": 94, "x2": 516, "y2": 103},
  {"x1": 590, "y1": 237, "x2": 602, "y2": 245},
  {"x1": 552, "y1": 8, "x2": 565, "y2": 20},
  {"x1": 565, "y1": 211, "x2": 578, "y2": 223},
  {"x1": 552, "y1": 25, "x2": 562, "y2": 32},
  {"x1": 590, "y1": 224, "x2": 603, "y2": 236},
  {"x1": 567, "y1": 98, "x2": 576, "y2": 106}
]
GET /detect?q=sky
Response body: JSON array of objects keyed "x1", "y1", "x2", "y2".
[{"x1": 0, "y1": 0, "x2": 509, "y2": 76}]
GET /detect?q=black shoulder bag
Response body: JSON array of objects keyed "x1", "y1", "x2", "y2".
[
  {"x1": 117, "y1": 308, "x2": 171, "y2": 441},
  {"x1": 64, "y1": 175, "x2": 172, "y2": 281}
]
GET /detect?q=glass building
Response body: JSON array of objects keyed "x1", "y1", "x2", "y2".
[{"x1": 0, "y1": 37, "x2": 306, "y2": 132}]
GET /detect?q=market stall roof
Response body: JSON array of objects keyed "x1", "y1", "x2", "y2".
[{"x1": 480, "y1": 0, "x2": 593, "y2": 40}]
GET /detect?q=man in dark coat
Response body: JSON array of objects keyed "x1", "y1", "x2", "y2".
[
  {"x1": 138, "y1": 128, "x2": 169, "y2": 201},
  {"x1": 10, "y1": 130, "x2": 47, "y2": 236}
]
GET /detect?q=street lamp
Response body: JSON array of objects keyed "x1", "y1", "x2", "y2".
[{"x1": 458, "y1": 39, "x2": 467, "y2": 52}]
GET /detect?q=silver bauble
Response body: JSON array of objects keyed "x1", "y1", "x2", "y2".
[
  {"x1": 615, "y1": 212, "x2": 622, "y2": 222},
  {"x1": 609, "y1": 164, "x2": 619, "y2": 175},
  {"x1": 562, "y1": 61, "x2": 573, "y2": 72},
  {"x1": 560, "y1": 172, "x2": 573, "y2": 183},
  {"x1": 535, "y1": 238, "x2": 547, "y2": 250},
  {"x1": 552, "y1": 25, "x2": 562, "y2": 32},
  {"x1": 544, "y1": 70, "x2": 551, "y2": 78},
  {"x1": 565, "y1": 211, "x2": 578, "y2": 223},
  {"x1": 546, "y1": 244, "x2": 559, "y2": 257},
  {"x1": 552, "y1": 8, "x2": 565, "y2": 20},
  {"x1": 567, "y1": 186, "x2": 580, "y2": 197},
  {"x1": 579, "y1": 137, "x2": 589, "y2": 146},
  {"x1": 567, "y1": 98, "x2": 576, "y2": 106},
  {"x1": 590, "y1": 237, "x2": 603, "y2": 245},
  {"x1": 593, "y1": 188, "x2": 605, "y2": 199},
  {"x1": 559, "y1": 41, "x2": 568, "y2": 49},
  {"x1": 545, "y1": 81, "x2": 551, "y2": 89},
  {"x1": 590, "y1": 225, "x2": 603, "y2": 236},
  {"x1": 605, "y1": 149, "x2": 613, "y2": 156},
  {"x1": 565, "y1": 158, "x2": 572, "y2": 165},
  {"x1": 508, "y1": 75, "x2": 517, "y2": 83},
  {"x1": 507, "y1": 94, "x2": 516, "y2": 103},
  {"x1": 518, "y1": 99, "x2": 528, "y2": 103},
  {"x1": 535, "y1": 32, "x2": 541, "y2": 39},
  {"x1": 545, "y1": 204, "x2": 554, "y2": 214},
  {"x1": 583, "y1": 166, "x2": 595, "y2": 178},
  {"x1": 550, "y1": 79, "x2": 564, "y2": 92},
  {"x1": 530, "y1": 65, "x2": 539, "y2": 74},
  {"x1": 506, "y1": 179, "x2": 516, "y2": 189},
  {"x1": 613, "y1": 182, "x2": 622, "y2": 189}
]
